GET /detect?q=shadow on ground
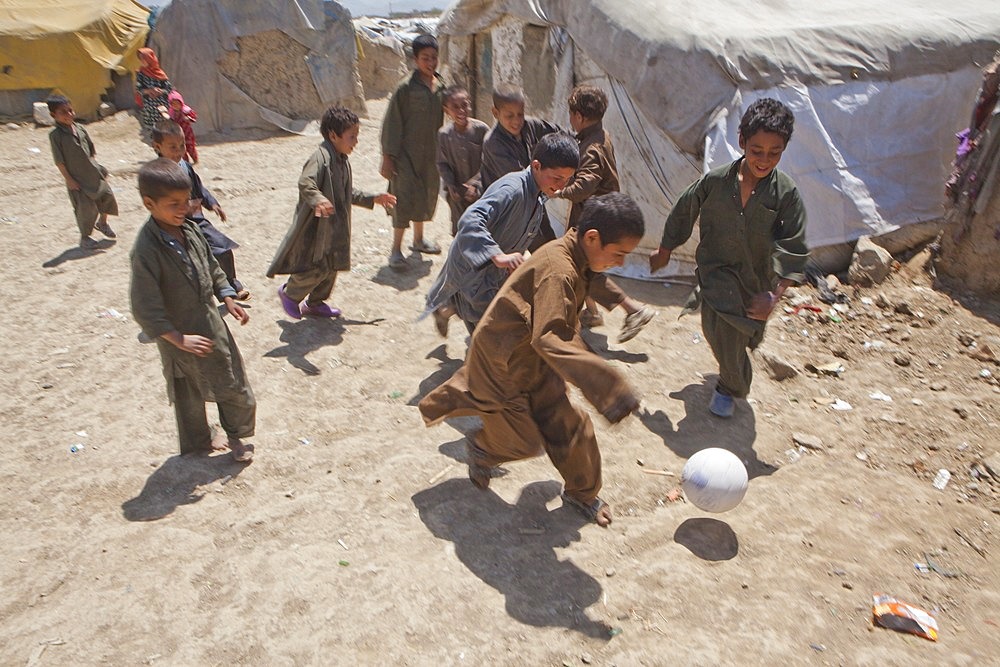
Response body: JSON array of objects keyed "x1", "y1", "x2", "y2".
[
  {"x1": 409, "y1": 344, "x2": 462, "y2": 405},
  {"x1": 121, "y1": 453, "x2": 247, "y2": 521},
  {"x1": 42, "y1": 240, "x2": 116, "y2": 267},
  {"x1": 413, "y1": 478, "x2": 613, "y2": 640},
  {"x1": 370, "y1": 252, "x2": 433, "y2": 291},
  {"x1": 673, "y1": 517, "x2": 739, "y2": 561},
  {"x1": 263, "y1": 316, "x2": 383, "y2": 374}
]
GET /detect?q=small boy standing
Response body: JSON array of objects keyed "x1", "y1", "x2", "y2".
[
  {"x1": 558, "y1": 85, "x2": 657, "y2": 342},
  {"x1": 268, "y1": 107, "x2": 395, "y2": 319},
  {"x1": 130, "y1": 158, "x2": 255, "y2": 462},
  {"x1": 420, "y1": 193, "x2": 646, "y2": 527},
  {"x1": 436, "y1": 86, "x2": 488, "y2": 236},
  {"x1": 479, "y1": 85, "x2": 561, "y2": 190},
  {"x1": 153, "y1": 121, "x2": 248, "y2": 300},
  {"x1": 47, "y1": 95, "x2": 118, "y2": 249},
  {"x1": 380, "y1": 34, "x2": 446, "y2": 270},
  {"x1": 649, "y1": 98, "x2": 809, "y2": 417},
  {"x1": 426, "y1": 132, "x2": 579, "y2": 336}
]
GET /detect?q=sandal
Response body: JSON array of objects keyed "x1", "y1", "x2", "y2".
[
  {"x1": 409, "y1": 239, "x2": 441, "y2": 254},
  {"x1": 561, "y1": 492, "x2": 612, "y2": 527},
  {"x1": 617, "y1": 306, "x2": 657, "y2": 343}
]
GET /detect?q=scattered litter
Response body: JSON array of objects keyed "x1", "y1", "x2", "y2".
[
  {"x1": 914, "y1": 562, "x2": 930, "y2": 574},
  {"x1": 923, "y1": 552, "x2": 959, "y2": 578},
  {"x1": 809, "y1": 644, "x2": 826, "y2": 652},
  {"x1": 856, "y1": 451, "x2": 869, "y2": 462},
  {"x1": 954, "y1": 527, "x2": 988, "y2": 558},
  {"x1": 869, "y1": 391, "x2": 893, "y2": 402},
  {"x1": 641, "y1": 468, "x2": 675, "y2": 477},
  {"x1": 338, "y1": 560, "x2": 350, "y2": 566},
  {"x1": 872, "y1": 594, "x2": 939, "y2": 641},
  {"x1": 388, "y1": 390, "x2": 404, "y2": 399},
  {"x1": 784, "y1": 447, "x2": 807, "y2": 464},
  {"x1": 427, "y1": 464, "x2": 455, "y2": 485},
  {"x1": 27, "y1": 146, "x2": 41, "y2": 153},
  {"x1": 337, "y1": 538, "x2": 349, "y2": 550},
  {"x1": 863, "y1": 340, "x2": 887, "y2": 350},
  {"x1": 860, "y1": 296, "x2": 874, "y2": 305},
  {"x1": 691, "y1": 333, "x2": 701, "y2": 344},
  {"x1": 97, "y1": 308, "x2": 127, "y2": 321},
  {"x1": 979, "y1": 369, "x2": 993, "y2": 379},
  {"x1": 830, "y1": 399, "x2": 853, "y2": 411},
  {"x1": 608, "y1": 627, "x2": 623, "y2": 637},
  {"x1": 69, "y1": 443, "x2": 84, "y2": 453},
  {"x1": 932, "y1": 469, "x2": 951, "y2": 490},
  {"x1": 297, "y1": 437, "x2": 311, "y2": 446},
  {"x1": 75, "y1": 430, "x2": 88, "y2": 437},
  {"x1": 807, "y1": 361, "x2": 845, "y2": 376}
]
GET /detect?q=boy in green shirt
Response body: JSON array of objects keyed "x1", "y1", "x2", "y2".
[{"x1": 650, "y1": 98, "x2": 809, "y2": 417}]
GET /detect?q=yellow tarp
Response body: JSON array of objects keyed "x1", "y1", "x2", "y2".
[{"x1": 0, "y1": 0, "x2": 150, "y2": 117}]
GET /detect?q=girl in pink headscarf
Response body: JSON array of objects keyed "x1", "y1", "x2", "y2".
[{"x1": 167, "y1": 90, "x2": 199, "y2": 163}]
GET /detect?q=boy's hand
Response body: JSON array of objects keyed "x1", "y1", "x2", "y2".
[
  {"x1": 314, "y1": 199, "x2": 334, "y2": 218},
  {"x1": 492, "y1": 252, "x2": 526, "y2": 271},
  {"x1": 178, "y1": 334, "x2": 215, "y2": 357},
  {"x1": 648, "y1": 247, "x2": 672, "y2": 273},
  {"x1": 379, "y1": 155, "x2": 396, "y2": 180},
  {"x1": 375, "y1": 193, "x2": 396, "y2": 211},
  {"x1": 65, "y1": 177, "x2": 81, "y2": 191},
  {"x1": 747, "y1": 291, "x2": 779, "y2": 321},
  {"x1": 463, "y1": 184, "x2": 478, "y2": 202},
  {"x1": 224, "y1": 297, "x2": 249, "y2": 325},
  {"x1": 213, "y1": 204, "x2": 227, "y2": 222}
]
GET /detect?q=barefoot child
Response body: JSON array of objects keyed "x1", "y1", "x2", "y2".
[
  {"x1": 380, "y1": 34, "x2": 445, "y2": 270},
  {"x1": 152, "y1": 121, "x2": 249, "y2": 300},
  {"x1": 47, "y1": 95, "x2": 118, "y2": 249},
  {"x1": 268, "y1": 107, "x2": 395, "y2": 319},
  {"x1": 557, "y1": 84, "x2": 657, "y2": 342},
  {"x1": 649, "y1": 98, "x2": 809, "y2": 417},
  {"x1": 419, "y1": 193, "x2": 646, "y2": 527},
  {"x1": 436, "y1": 85, "x2": 488, "y2": 235},
  {"x1": 130, "y1": 158, "x2": 256, "y2": 462}
]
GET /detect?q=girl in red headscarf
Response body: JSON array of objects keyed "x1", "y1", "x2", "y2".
[
  {"x1": 167, "y1": 90, "x2": 199, "y2": 163},
  {"x1": 135, "y1": 47, "x2": 173, "y2": 134}
]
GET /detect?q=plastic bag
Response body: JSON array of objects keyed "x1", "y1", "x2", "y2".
[{"x1": 872, "y1": 594, "x2": 939, "y2": 641}]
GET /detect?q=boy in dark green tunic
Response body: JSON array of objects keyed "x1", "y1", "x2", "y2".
[
  {"x1": 650, "y1": 98, "x2": 809, "y2": 418},
  {"x1": 47, "y1": 95, "x2": 118, "y2": 249},
  {"x1": 380, "y1": 34, "x2": 446, "y2": 270},
  {"x1": 130, "y1": 158, "x2": 256, "y2": 461}
]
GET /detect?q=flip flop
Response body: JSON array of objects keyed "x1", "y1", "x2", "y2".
[{"x1": 409, "y1": 240, "x2": 441, "y2": 254}]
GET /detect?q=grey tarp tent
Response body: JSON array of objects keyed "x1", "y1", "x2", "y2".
[
  {"x1": 438, "y1": 0, "x2": 1000, "y2": 277},
  {"x1": 150, "y1": 0, "x2": 366, "y2": 135}
]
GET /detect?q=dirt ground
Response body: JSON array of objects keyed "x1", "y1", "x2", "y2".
[{"x1": 1, "y1": 99, "x2": 998, "y2": 667}]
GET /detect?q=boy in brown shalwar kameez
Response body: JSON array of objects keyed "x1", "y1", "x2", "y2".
[{"x1": 419, "y1": 193, "x2": 646, "y2": 527}]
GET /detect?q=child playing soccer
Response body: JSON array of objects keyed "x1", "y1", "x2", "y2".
[
  {"x1": 152, "y1": 121, "x2": 248, "y2": 300},
  {"x1": 426, "y1": 132, "x2": 579, "y2": 336},
  {"x1": 419, "y1": 193, "x2": 646, "y2": 527},
  {"x1": 649, "y1": 98, "x2": 809, "y2": 417},
  {"x1": 47, "y1": 95, "x2": 118, "y2": 249},
  {"x1": 268, "y1": 107, "x2": 395, "y2": 319},
  {"x1": 436, "y1": 85, "x2": 489, "y2": 235},
  {"x1": 380, "y1": 34, "x2": 445, "y2": 270},
  {"x1": 130, "y1": 158, "x2": 255, "y2": 462},
  {"x1": 558, "y1": 84, "x2": 657, "y2": 342}
]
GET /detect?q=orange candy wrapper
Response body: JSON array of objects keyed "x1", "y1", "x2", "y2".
[{"x1": 872, "y1": 594, "x2": 939, "y2": 641}]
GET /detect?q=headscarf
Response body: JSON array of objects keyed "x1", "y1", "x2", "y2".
[{"x1": 138, "y1": 47, "x2": 169, "y2": 81}]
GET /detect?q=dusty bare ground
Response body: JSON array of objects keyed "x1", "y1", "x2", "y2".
[{"x1": 0, "y1": 100, "x2": 998, "y2": 666}]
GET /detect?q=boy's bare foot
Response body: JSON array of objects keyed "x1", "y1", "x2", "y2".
[
  {"x1": 432, "y1": 307, "x2": 450, "y2": 337},
  {"x1": 562, "y1": 492, "x2": 612, "y2": 527},
  {"x1": 210, "y1": 431, "x2": 230, "y2": 451},
  {"x1": 228, "y1": 438, "x2": 254, "y2": 463}
]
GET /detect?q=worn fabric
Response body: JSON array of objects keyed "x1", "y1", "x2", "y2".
[
  {"x1": 436, "y1": 118, "x2": 489, "y2": 234},
  {"x1": 135, "y1": 69, "x2": 172, "y2": 129},
  {"x1": 284, "y1": 266, "x2": 338, "y2": 306},
  {"x1": 381, "y1": 70, "x2": 445, "y2": 226},
  {"x1": 701, "y1": 299, "x2": 763, "y2": 398},
  {"x1": 172, "y1": 374, "x2": 256, "y2": 453},
  {"x1": 419, "y1": 229, "x2": 638, "y2": 504},
  {"x1": 267, "y1": 140, "x2": 375, "y2": 278},
  {"x1": 425, "y1": 167, "x2": 547, "y2": 327},
  {"x1": 49, "y1": 121, "x2": 118, "y2": 235},
  {"x1": 130, "y1": 217, "x2": 254, "y2": 451},
  {"x1": 479, "y1": 116, "x2": 560, "y2": 190},
  {"x1": 560, "y1": 121, "x2": 620, "y2": 229}
]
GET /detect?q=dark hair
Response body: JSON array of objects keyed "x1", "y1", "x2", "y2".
[
  {"x1": 739, "y1": 98, "x2": 795, "y2": 145},
  {"x1": 492, "y1": 84, "x2": 525, "y2": 109},
  {"x1": 568, "y1": 85, "x2": 607, "y2": 121},
  {"x1": 138, "y1": 157, "x2": 192, "y2": 200},
  {"x1": 151, "y1": 119, "x2": 184, "y2": 143},
  {"x1": 442, "y1": 85, "x2": 470, "y2": 105},
  {"x1": 578, "y1": 192, "x2": 645, "y2": 245},
  {"x1": 46, "y1": 95, "x2": 71, "y2": 113},
  {"x1": 320, "y1": 106, "x2": 359, "y2": 139},
  {"x1": 531, "y1": 131, "x2": 580, "y2": 170},
  {"x1": 412, "y1": 34, "x2": 438, "y2": 57}
]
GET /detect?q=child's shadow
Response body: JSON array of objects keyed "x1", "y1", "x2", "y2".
[
  {"x1": 42, "y1": 240, "x2": 116, "y2": 268},
  {"x1": 412, "y1": 479, "x2": 612, "y2": 640},
  {"x1": 370, "y1": 253, "x2": 432, "y2": 291},
  {"x1": 121, "y1": 453, "x2": 246, "y2": 521},
  {"x1": 580, "y1": 329, "x2": 649, "y2": 364},
  {"x1": 638, "y1": 380, "x2": 776, "y2": 479},
  {"x1": 408, "y1": 344, "x2": 463, "y2": 405},
  {"x1": 263, "y1": 318, "x2": 349, "y2": 375}
]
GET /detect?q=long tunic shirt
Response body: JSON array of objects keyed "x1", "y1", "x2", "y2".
[
  {"x1": 661, "y1": 157, "x2": 809, "y2": 328},
  {"x1": 479, "y1": 116, "x2": 561, "y2": 190},
  {"x1": 425, "y1": 167, "x2": 547, "y2": 325},
  {"x1": 436, "y1": 118, "x2": 489, "y2": 226},
  {"x1": 381, "y1": 70, "x2": 445, "y2": 223},
  {"x1": 559, "y1": 121, "x2": 620, "y2": 228},
  {"x1": 267, "y1": 140, "x2": 375, "y2": 277},
  {"x1": 130, "y1": 218, "x2": 249, "y2": 405},
  {"x1": 49, "y1": 122, "x2": 113, "y2": 201}
]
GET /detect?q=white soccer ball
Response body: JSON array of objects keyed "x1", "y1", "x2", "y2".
[{"x1": 681, "y1": 448, "x2": 749, "y2": 513}]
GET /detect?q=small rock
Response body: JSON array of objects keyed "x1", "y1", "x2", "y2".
[
  {"x1": 848, "y1": 236, "x2": 893, "y2": 286},
  {"x1": 792, "y1": 432, "x2": 825, "y2": 451},
  {"x1": 875, "y1": 293, "x2": 892, "y2": 309},
  {"x1": 581, "y1": 653, "x2": 593, "y2": 664},
  {"x1": 605, "y1": 568, "x2": 616, "y2": 577},
  {"x1": 958, "y1": 332, "x2": 976, "y2": 347},
  {"x1": 930, "y1": 382, "x2": 947, "y2": 391},
  {"x1": 842, "y1": 581, "x2": 854, "y2": 590},
  {"x1": 5, "y1": 122, "x2": 18, "y2": 130},
  {"x1": 894, "y1": 301, "x2": 914, "y2": 316},
  {"x1": 893, "y1": 354, "x2": 911, "y2": 367},
  {"x1": 33, "y1": 102, "x2": 55, "y2": 126},
  {"x1": 97, "y1": 102, "x2": 116, "y2": 118},
  {"x1": 981, "y1": 453, "x2": 1000, "y2": 482},
  {"x1": 953, "y1": 407, "x2": 969, "y2": 420},
  {"x1": 758, "y1": 349, "x2": 799, "y2": 380}
]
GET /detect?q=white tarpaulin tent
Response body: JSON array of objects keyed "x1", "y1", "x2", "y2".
[
  {"x1": 150, "y1": 0, "x2": 366, "y2": 135},
  {"x1": 438, "y1": 0, "x2": 1000, "y2": 277}
]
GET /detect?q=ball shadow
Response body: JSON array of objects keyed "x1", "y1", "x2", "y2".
[{"x1": 673, "y1": 517, "x2": 739, "y2": 561}]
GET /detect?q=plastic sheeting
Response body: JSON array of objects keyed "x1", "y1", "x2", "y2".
[
  {"x1": 150, "y1": 0, "x2": 366, "y2": 135},
  {"x1": 0, "y1": 0, "x2": 149, "y2": 118}
]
